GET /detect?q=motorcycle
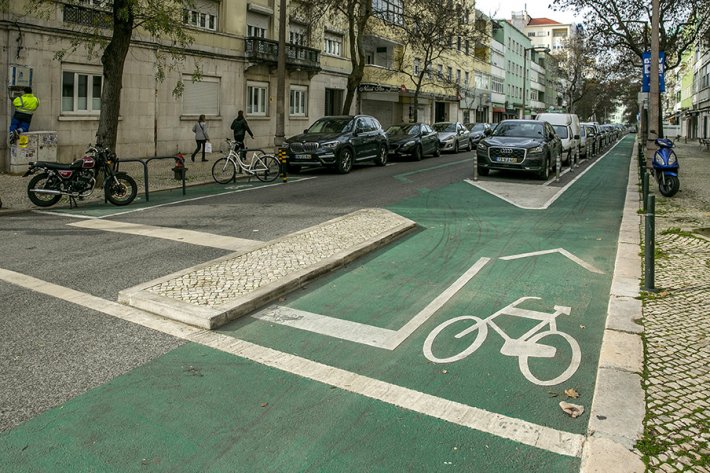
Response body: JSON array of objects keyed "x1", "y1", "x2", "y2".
[
  {"x1": 24, "y1": 144, "x2": 137, "y2": 208},
  {"x1": 652, "y1": 137, "x2": 680, "y2": 197}
]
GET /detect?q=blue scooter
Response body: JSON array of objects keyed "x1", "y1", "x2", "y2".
[{"x1": 652, "y1": 137, "x2": 680, "y2": 197}]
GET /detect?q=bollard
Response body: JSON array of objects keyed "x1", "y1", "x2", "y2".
[
  {"x1": 644, "y1": 194, "x2": 656, "y2": 291},
  {"x1": 555, "y1": 152, "x2": 561, "y2": 182},
  {"x1": 278, "y1": 148, "x2": 288, "y2": 183},
  {"x1": 642, "y1": 171, "x2": 649, "y2": 212},
  {"x1": 473, "y1": 151, "x2": 478, "y2": 181}
]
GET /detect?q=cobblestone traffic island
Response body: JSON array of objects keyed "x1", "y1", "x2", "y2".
[{"x1": 118, "y1": 208, "x2": 416, "y2": 329}]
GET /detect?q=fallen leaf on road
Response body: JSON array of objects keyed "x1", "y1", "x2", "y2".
[
  {"x1": 564, "y1": 388, "x2": 580, "y2": 398},
  {"x1": 260, "y1": 402, "x2": 268, "y2": 408},
  {"x1": 547, "y1": 391, "x2": 559, "y2": 398},
  {"x1": 559, "y1": 401, "x2": 585, "y2": 418},
  {"x1": 441, "y1": 369, "x2": 448, "y2": 374}
]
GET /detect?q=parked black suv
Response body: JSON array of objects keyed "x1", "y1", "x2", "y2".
[{"x1": 284, "y1": 115, "x2": 389, "y2": 174}]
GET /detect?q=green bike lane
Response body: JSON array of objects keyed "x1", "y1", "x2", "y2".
[{"x1": 0, "y1": 138, "x2": 635, "y2": 472}]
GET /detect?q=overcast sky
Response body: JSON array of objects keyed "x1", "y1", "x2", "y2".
[{"x1": 474, "y1": 0, "x2": 580, "y2": 24}]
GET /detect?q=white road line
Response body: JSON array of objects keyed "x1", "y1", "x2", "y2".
[
  {"x1": 32, "y1": 177, "x2": 317, "y2": 219},
  {"x1": 252, "y1": 257, "x2": 491, "y2": 350},
  {"x1": 68, "y1": 220, "x2": 262, "y2": 252},
  {"x1": 465, "y1": 140, "x2": 622, "y2": 209},
  {"x1": 0, "y1": 267, "x2": 585, "y2": 458},
  {"x1": 500, "y1": 248, "x2": 604, "y2": 274}
]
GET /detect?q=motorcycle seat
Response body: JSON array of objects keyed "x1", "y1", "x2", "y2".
[{"x1": 30, "y1": 161, "x2": 85, "y2": 170}]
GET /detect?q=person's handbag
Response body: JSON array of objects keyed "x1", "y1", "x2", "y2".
[{"x1": 204, "y1": 141, "x2": 212, "y2": 153}]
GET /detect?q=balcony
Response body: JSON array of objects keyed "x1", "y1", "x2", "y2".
[{"x1": 245, "y1": 37, "x2": 321, "y2": 75}]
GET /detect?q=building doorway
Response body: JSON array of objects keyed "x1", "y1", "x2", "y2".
[
  {"x1": 435, "y1": 102, "x2": 447, "y2": 122},
  {"x1": 325, "y1": 89, "x2": 343, "y2": 116}
]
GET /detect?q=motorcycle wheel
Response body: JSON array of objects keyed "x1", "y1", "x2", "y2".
[
  {"x1": 105, "y1": 174, "x2": 138, "y2": 206},
  {"x1": 659, "y1": 175, "x2": 680, "y2": 197},
  {"x1": 27, "y1": 173, "x2": 62, "y2": 207}
]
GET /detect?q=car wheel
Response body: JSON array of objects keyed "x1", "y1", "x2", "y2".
[
  {"x1": 434, "y1": 143, "x2": 441, "y2": 157},
  {"x1": 374, "y1": 145, "x2": 388, "y2": 166},
  {"x1": 537, "y1": 155, "x2": 550, "y2": 180},
  {"x1": 454, "y1": 141, "x2": 459, "y2": 154},
  {"x1": 336, "y1": 147, "x2": 353, "y2": 174},
  {"x1": 413, "y1": 145, "x2": 423, "y2": 161},
  {"x1": 287, "y1": 164, "x2": 301, "y2": 174}
]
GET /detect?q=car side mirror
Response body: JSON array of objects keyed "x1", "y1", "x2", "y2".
[
  {"x1": 485, "y1": 129, "x2": 492, "y2": 136},
  {"x1": 574, "y1": 134, "x2": 580, "y2": 140}
]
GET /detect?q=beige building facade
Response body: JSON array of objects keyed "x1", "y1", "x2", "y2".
[{"x1": 2, "y1": 0, "x2": 495, "y2": 169}]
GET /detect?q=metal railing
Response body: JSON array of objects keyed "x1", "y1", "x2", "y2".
[{"x1": 118, "y1": 155, "x2": 186, "y2": 202}]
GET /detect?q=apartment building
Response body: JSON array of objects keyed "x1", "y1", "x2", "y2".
[{"x1": 3, "y1": 0, "x2": 498, "y2": 168}]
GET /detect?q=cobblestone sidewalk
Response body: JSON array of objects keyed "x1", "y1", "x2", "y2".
[{"x1": 639, "y1": 139, "x2": 710, "y2": 472}]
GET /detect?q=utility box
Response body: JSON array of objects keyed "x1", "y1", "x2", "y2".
[{"x1": 8, "y1": 131, "x2": 58, "y2": 174}]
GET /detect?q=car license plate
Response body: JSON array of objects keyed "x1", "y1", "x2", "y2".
[
  {"x1": 496, "y1": 156, "x2": 518, "y2": 163},
  {"x1": 294, "y1": 154, "x2": 311, "y2": 160}
]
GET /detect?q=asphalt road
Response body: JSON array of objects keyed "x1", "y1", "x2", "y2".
[
  {"x1": 0, "y1": 151, "x2": 478, "y2": 433},
  {"x1": 0, "y1": 144, "x2": 622, "y2": 472}
]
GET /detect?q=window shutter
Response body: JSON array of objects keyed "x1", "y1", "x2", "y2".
[{"x1": 183, "y1": 79, "x2": 220, "y2": 115}]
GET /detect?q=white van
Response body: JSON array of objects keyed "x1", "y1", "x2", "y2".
[{"x1": 535, "y1": 113, "x2": 580, "y2": 165}]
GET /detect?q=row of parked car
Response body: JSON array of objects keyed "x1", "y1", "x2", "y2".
[{"x1": 282, "y1": 114, "x2": 627, "y2": 178}]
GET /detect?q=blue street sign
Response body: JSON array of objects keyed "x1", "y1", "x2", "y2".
[{"x1": 642, "y1": 51, "x2": 665, "y2": 93}]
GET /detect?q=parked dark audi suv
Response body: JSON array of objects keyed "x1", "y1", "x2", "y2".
[
  {"x1": 475, "y1": 119, "x2": 562, "y2": 179},
  {"x1": 284, "y1": 115, "x2": 389, "y2": 174}
]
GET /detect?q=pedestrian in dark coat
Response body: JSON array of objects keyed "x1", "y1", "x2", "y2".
[{"x1": 230, "y1": 110, "x2": 254, "y2": 148}]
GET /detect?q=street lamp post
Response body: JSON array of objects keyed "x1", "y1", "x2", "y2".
[{"x1": 523, "y1": 46, "x2": 550, "y2": 119}]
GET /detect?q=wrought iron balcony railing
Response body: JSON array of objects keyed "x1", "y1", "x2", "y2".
[{"x1": 245, "y1": 37, "x2": 321, "y2": 73}]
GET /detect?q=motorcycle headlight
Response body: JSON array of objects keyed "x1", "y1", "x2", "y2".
[
  {"x1": 668, "y1": 153, "x2": 677, "y2": 165},
  {"x1": 529, "y1": 145, "x2": 544, "y2": 153},
  {"x1": 321, "y1": 141, "x2": 339, "y2": 150},
  {"x1": 654, "y1": 153, "x2": 664, "y2": 165}
]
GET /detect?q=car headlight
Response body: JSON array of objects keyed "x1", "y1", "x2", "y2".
[
  {"x1": 443, "y1": 136, "x2": 454, "y2": 143},
  {"x1": 529, "y1": 145, "x2": 544, "y2": 153},
  {"x1": 321, "y1": 141, "x2": 339, "y2": 150},
  {"x1": 403, "y1": 140, "x2": 416, "y2": 148},
  {"x1": 477, "y1": 143, "x2": 487, "y2": 151}
]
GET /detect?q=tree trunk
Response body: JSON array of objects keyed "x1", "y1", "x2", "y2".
[
  {"x1": 96, "y1": 0, "x2": 134, "y2": 151},
  {"x1": 341, "y1": 0, "x2": 368, "y2": 114}
]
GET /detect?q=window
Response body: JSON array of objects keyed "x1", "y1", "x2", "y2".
[
  {"x1": 464, "y1": 71, "x2": 469, "y2": 85},
  {"x1": 437, "y1": 64, "x2": 443, "y2": 79},
  {"x1": 324, "y1": 33, "x2": 342, "y2": 56},
  {"x1": 248, "y1": 25, "x2": 267, "y2": 38},
  {"x1": 247, "y1": 81, "x2": 268, "y2": 116},
  {"x1": 183, "y1": 9, "x2": 217, "y2": 31},
  {"x1": 290, "y1": 24, "x2": 306, "y2": 45},
  {"x1": 289, "y1": 85, "x2": 307, "y2": 116},
  {"x1": 414, "y1": 58, "x2": 421, "y2": 75},
  {"x1": 61, "y1": 69, "x2": 102, "y2": 114},
  {"x1": 372, "y1": 0, "x2": 404, "y2": 25},
  {"x1": 182, "y1": 76, "x2": 220, "y2": 116},
  {"x1": 447, "y1": 66, "x2": 452, "y2": 81},
  {"x1": 456, "y1": 69, "x2": 461, "y2": 84}
]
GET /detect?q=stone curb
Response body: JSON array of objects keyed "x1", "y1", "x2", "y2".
[
  {"x1": 118, "y1": 209, "x2": 416, "y2": 329},
  {"x1": 580, "y1": 152, "x2": 645, "y2": 472}
]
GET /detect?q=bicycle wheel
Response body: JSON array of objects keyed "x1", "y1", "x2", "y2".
[
  {"x1": 212, "y1": 157, "x2": 236, "y2": 184},
  {"x1": 518, "y1": 330, "x2": 581, "y2": 386},
  {"x1": 423, "y1": 316, "x2": 487, "y2": 363},
  {"x1": 253, "y1": 155, "x2": 281, "y2": 182}
]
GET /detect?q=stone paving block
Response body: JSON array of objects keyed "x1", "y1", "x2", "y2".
[{"x1": 118, "y1": 208, "x2": 416, "y2": 329}]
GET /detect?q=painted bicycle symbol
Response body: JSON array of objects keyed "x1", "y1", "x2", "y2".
[{"x1": 423, "y1": 296, "x2": 581, "y2": 386}]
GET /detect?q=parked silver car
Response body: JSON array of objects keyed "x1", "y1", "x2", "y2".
[{"x1": 433, "y1": 122, "x2": 471, "y2": 153}]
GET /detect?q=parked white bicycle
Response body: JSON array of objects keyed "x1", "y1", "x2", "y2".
[
  {"x1": 212, "y1": 139, "x2": 281, "y2": 183},
  {"x1": 423, "y1": 296, "x2": 581, "y2": 386}
]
